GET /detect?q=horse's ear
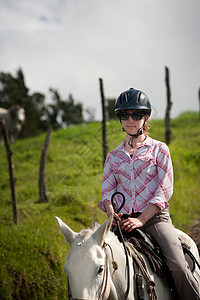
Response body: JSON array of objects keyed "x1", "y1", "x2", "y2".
[
  {"x1": 55, "y1": 216, "x2": 78, "y2": 245},
  {"x1": 91, "y1": 214, "x2": 113, "y2": 247}
]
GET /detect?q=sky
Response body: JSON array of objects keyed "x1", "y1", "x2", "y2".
[{"x1": 0, "y1": 0, "x2": 199, "y2": 120}]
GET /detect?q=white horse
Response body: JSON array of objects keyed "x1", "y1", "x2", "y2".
[
  {"x1": 0, "y1": 106, "x2": 25, "y2": 143},
  {"x1": 56, "y1": 215, "x2": 200, "y2": 300}
]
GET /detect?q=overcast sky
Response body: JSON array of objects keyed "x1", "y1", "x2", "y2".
[{"x1": 0, "y1": 0, "x2": 199, "y2": 120}]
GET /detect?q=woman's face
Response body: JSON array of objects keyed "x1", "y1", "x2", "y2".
[{"x1": 120, "y1": 110, "x2": 149, "y2": 135}]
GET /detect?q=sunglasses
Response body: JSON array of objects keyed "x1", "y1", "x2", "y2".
[{"x1": 118, "y1": 111, "x2": 145, "y2": 121}]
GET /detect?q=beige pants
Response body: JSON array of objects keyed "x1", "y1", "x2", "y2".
[{"x1": 140, "y1": 209, "x2": 200, "y2": 300}]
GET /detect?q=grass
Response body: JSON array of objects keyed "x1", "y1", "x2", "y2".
[
  {"x1": 0, "y1": 111, "x2": 199, "y2": 298},
  {"x1": 150, "y1": 112, "x2": 200, "y2": 228}
]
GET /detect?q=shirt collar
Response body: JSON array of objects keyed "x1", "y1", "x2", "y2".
[
  {"x1": 141, "y1": 135, "x2": 153, "y2": 147},
  {"x1": 120, "y1": 135, "x2": 152, "y2": 153}
]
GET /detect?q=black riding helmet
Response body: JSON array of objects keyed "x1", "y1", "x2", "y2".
[
  {"x1": 115, "y1": 88, "x2": 151, "y2": 147},
  {"x1": 115, "y1": 88, "x2": 151, "y2": 116}
]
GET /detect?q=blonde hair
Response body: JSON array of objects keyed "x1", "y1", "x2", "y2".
[{"x1": 143, "y1": 121, "x2": 150, "y2": 136}]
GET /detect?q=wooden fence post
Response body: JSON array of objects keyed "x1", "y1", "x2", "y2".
[
  {"x1": 0, "y1": 118, "x2": 18, "y2": 224},
  {"x1": 165, "y1": 66, "x2": 173, "y2": 144},
  {"x1": 39, "y1": 126, "x2": 52, "y2": 203},
  {"x1": 99, "y1": 78, "x2": 108, "y2": 165}
]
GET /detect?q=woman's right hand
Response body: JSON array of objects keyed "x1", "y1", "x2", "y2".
[
  {"x1": 104, "y1": 201, "x2": 122, "y2": 226},
  {"x1": 112, "y1": 212, "x2": 123, "y2": 226},
  {"x1": 107, "y1": 211, "x2": 123, "y2": 226}
]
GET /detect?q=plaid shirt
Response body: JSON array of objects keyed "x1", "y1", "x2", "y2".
[{"x1": 98, "y1": 136, "x2": 173, "y2": 214}]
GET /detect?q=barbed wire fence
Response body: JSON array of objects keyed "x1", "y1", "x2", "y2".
[
  {"x1": 0, "y1": 75, "x2": 163, "y2": 225},
  {"x1": 0, "y1": 117, "x2": 122, "y2": 223}
]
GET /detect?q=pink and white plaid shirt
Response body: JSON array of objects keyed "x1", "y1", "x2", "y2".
[{"x1": 98, "y1": 136, "x2": 173, "y2": 214}]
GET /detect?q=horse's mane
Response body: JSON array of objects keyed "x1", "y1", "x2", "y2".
[
  {"x1": 78, "y1": 222, "x2": 101, "y2": 241},
  {"x1": 77, "y1": 221, "x2": 122, "y2": 250}
]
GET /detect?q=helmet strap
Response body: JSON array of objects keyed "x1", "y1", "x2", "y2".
[
  {"x1": 126, "y1": 118, "x2": 146, "y2": 148},
  {"x1": 120, "y1": 116, "x2": 147, "y2": 148},
  {"x1": 127, "y1": 127, "x2": 143, "y2": 147}
]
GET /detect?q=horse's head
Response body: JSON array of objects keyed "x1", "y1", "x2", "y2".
[
  {"x1": 17, "y1": 107, "x2": 25, "y2": 124},
  {"x1": 56, "y1": 215, "x2": 114, "y2": 299},
  {"x1": 9, "y1": 106, "x2": 25, "y2": 124}
]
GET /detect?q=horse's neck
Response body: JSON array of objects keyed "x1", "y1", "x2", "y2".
[
  {"x1": 106, "y1": 231, "x2": 124, "y2": 253},
  {"x1": 105, "y1": 232, "x2": 134, "y2": 299}
]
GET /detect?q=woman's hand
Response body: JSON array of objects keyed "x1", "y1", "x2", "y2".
[
  {"x1": 119, "y1": 217, "x2": 144, "y2": 232},
  {"x1": 111, "y1": 213, "x2": 123, "y2": 226},
  {"x1": 104, "y1": 201, "x2": 123, "y2": 226},
  {"x1": 119, "y1": 204, "x2": 161, "y2": 232},
  {"x1": 107, "y1": 210, "x2": 123, "y2": 226}
]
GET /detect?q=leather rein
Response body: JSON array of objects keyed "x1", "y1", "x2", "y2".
[
  {"x1": 67, "y1": 242, "x2": 118, "y2": 300},
  {"x1": 111, "y1": 192, "x2": 131, "y2": 300},
  {"x1": 67, "y1": 192, "x2": 130, "y2": 300}
]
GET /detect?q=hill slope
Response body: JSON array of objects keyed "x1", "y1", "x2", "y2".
[{"x1": 0, "y1": 111, "x2": 199, "y2": 299}]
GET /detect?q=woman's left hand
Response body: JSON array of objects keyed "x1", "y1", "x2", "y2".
[{"x1": 119, "y1": 217, "x2": 144, "y2": 232}]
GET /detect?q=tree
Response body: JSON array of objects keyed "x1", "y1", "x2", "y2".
[
  {"x1": 107, "y1": 98, "x2": 117, "y2": 120},
  {"x1": 31, "y1": 92, "x2": 49, "y2": 132},
  {"x1": 46, "y1": 88, "x2": 63, "y2": 130},
  {"x1": 0, "y1": 68, "x2": 86, "y2": 137},
  {"x1": 61, "y1": 94, "x2": 84, "y2": 126},
  {"x1": 22, "y1": 92, "x2": 47, "y2": 137},
  {"x1": 0, "y1": 69, "x2": 29, "y2": 108},
  {"x1": 47, "y1": 89, "x2": 84, "y2": 128},
  {"x1": 0, "y1": 68, "x2": 46, "y2": 137}
]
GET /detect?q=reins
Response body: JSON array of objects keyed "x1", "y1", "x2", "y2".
[
  {"x1": 111, "y1": 192, "x2": 158, "y2": 300},
  {"x1": 98, "y1": 243, "x2": 109, "y2": 300},
  {"x1": 67, "y1": 191, "x2": 159, "y2": 300},
  {"x1": 67, "y1": 242, "x2": 118, "y2": 300},
  {"x1": 128, "y1": 243, "x2": 158, "y2": 300},
  {"x1": 98, "y1": 242, "x2": 118, "y2": 300},
  {"x1": 111, "y1": 192, "x2": 131, "y2": 300}
]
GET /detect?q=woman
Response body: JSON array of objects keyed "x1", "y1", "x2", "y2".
[{"x1": 98, "y1": 88, "x2": 199, "y2": 299}]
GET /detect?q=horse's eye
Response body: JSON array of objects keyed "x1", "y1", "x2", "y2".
[{"x1": 98, "y1": 265, "x2": 104, "y2": 275}]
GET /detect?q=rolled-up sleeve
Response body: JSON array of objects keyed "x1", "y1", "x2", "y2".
[
  {"x1": 97, "y1": 154, "x2": 117, "y2": 212},
  {"x1": 97, "y1": 138, "x2": 174, "y2": 214},
  {"x1": 149, "y1": 144, "x2": 174, "y2": 210}
]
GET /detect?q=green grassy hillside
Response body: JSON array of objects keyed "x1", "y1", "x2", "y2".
[{"x1": 0, "y1": 111, "x2": 199, "y2": 299}]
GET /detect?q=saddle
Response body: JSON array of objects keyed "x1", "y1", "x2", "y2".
[
  {"x1": 126, "y1": 228, "x2": 199, "y2": 300},
  {"x1": 113, "y1": 214, "x2": 198, "y2": 295},
  {"x1": 116, "y1": 226, "x2": 171, "y2": 279},
  {"x1": 126, "y1": 228, "x2": 197, "y2": 276}
]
